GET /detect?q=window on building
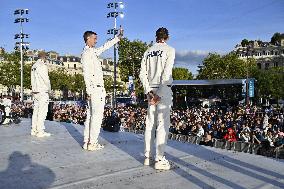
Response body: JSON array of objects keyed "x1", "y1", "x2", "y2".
[
  {"x1": 68, "y1": 64, "x2": 69, "y2": 68},
  {"x1": 74, "y1": 64, "x2": 76, "y2": 69},
  {"x1": 257, "y1": 63, "x2": 261, "y2": 69},
  {"x1": 265, "y1": 63, "x2": 269, "y2": 70},
  {"x1": 274, "y1": 62, "x2": 279, "y2": 67}
]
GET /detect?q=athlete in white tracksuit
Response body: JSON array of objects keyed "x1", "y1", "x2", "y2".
[
  {"x1": 81, "y1": 30, "x2": 122, "y2": 151},
  {"x1": 139, "y1": 27, "x2": 175, "y2": 170},
  {"x1": 1, "y1": 97, "x2": 12, "y2": 125},
  {"x1": 31, "y1": 51, "x2": 51, "y2": 137}
]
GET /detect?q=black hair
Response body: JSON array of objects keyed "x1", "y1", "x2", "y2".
[
  {"x1": 83, "y1": 31, "x2": 97, "y2": 43},
  {"x1": 156, "y1": 27, "x2": 169, "y2": 41}
]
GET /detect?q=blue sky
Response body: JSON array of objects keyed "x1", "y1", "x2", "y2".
[{"x1": 0, "y1": 0, "x2": 283, "y2": 73}]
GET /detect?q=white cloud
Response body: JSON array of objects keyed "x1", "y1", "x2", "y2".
[{"x1": 174, "y1": 50, "x2": 209, "y2": 74}]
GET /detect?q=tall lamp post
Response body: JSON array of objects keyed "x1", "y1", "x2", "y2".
[
  {"x1": 245, "y1": 45, "x2": 251, "y2": 108},
  {"x1": 236, "y1": 46, "x2": 251, "y2": 107},
  {"x1": 14, "y1": 9, "x2": 30, "y2": 102},
  {"x1": 107, "y1": 1, "x2": 124, "y2": 109}
]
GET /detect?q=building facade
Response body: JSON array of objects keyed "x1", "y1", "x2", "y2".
[{"x1": 235, "y1": 39, "x2": 284, "y2": 70}]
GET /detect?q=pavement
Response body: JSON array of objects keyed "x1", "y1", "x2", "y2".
[{"x1": 0, "y1": 118, "x2": 284, "y2": 189}]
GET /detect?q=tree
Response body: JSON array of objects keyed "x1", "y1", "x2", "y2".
[
  {"x1": 197, "y1": 53, "x2": 256, "y2": 80},
  {"x1": 172, "y1": 67, "x2": 193, "y2": 80},
  {"x1": 118, "y1": 38, "x2": 149, "y2": 82},
  {"x1": 70, "y1": 73, "x2": 85, "y2": 93},
  {"x1": 254, "y1": 67, "x2": 284, "y2": 103},
  {"x1": 0, "y1": 62, "x2": 20, "y2": 92},
  {"x1": 0, "y1": 50, "x2": 32, "y2": 95},
  {"x1": 23, "y1": 63, "x2": 32, "y2": 89},
  {"x1": 271, "y1": 32, "x2": 284, "y2": 45},
  {"x1": 104, "y1": 75, "x2": 113, "y2": 93},
  {"x1": 49, "y1": 68, "x2": 71, "y2": 91},
  {"x1": 241, "y1": 39, "x2": 249, "y2": 47}
]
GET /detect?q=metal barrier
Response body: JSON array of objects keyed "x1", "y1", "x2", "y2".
[{"x1": 122, "y1": 129, "x2": 281, "y2": 158}]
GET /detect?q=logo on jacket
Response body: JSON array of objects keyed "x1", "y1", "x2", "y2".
[{"x1": 146, "y1": 50, "x2": 163, "y2": 59}]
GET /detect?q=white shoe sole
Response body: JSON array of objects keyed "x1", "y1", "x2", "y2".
[
  {"x1": 87, "y1": 147, "x2": 104, "y2": 151},
  {"x1": 87, "y1": 144, "x2": 104, "y2": 151},
  {"x1": 154, "y1": 164, "x2": 171, "y2": 170},
  {"x1": 36, "y1": 133, "x2": 51, "y2": 137}
]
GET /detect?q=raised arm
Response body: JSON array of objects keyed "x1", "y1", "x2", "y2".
[{"x1": 96, "y1": 36, "x2": 120, "y2": 56}]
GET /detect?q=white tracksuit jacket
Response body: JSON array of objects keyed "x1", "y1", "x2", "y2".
[
  {"x1": 31, "y1": 59, "x2": 51, "y2": 93},
  {"x1": 31, "y1": 59, "x2": 50, "y2": 134},
  {"x1": 139, "y1": 42, "x2": 175, "y2": 161},
  {"x1": 81, "y1": 36, "x2": 120, "y2": 95},
  {"x1": 139, "y1": 42, "x2": 175, "y2": 95},
  {"x1": 81, "y1": 36, "x2": 120, "y2": 144}
]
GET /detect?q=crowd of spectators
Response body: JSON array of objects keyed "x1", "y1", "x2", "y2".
[
  {"x1": 52, "y1": 102, "x2": 87, "y2": 125},
  {"x1": 4, "y1": 97, "x2": 284, "y2": 154},
  {"x1": 168, "y1": 106, "x2": 284, "y2": 148}
]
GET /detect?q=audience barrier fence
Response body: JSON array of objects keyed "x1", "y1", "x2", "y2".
[{"x1": 124, "y1": 128, "x2": 284, "y2": 159}]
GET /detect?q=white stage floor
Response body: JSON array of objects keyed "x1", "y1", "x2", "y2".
[{"x1": 0, "y1": 119, "x2": 283, "y2": 189}]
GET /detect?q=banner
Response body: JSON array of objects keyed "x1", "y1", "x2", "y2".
[
  {"x1": 248, "y1": 79, "x2": 254, "y2": 97},
  {"x1": 128, "y1": 76, "x2": 134, "y2": 92}
]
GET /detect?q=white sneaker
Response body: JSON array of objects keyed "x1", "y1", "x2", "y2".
[
  {"x1": 36, "y1": 132, "x2": 51, "y2": 138},
  {"x1": 155, "y1": 156, "x2": 171, "y2": 170},
  {"x1": 2, "y1": 119, "x2": 11, "y2": 125},
  {"x1": 144, "y1": 157, "x2": 155, "y2": 166},
  {"x1": 82, "y1": 143, "x2": 88, "y2": 150},
  {"x1": 87, "y1": 143, "x2": 104, "y2": 151},
  {"x1": 31, "y1": 130, "x2": 37, "y2": 136}
]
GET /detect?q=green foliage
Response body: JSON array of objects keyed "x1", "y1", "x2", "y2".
[
  {"x1": 254, "y1": 67, "x2": 284, "y2": 100},
  {"x1": 104, "y1": 75, "x2": 113, "y2": 93},
  {"x1": 118, "y1": 38, "x2": 149, "y2": 82},
  {"x1": 0, "y1": 62, "x2": 20, "y2": 90},
  {"x1": 271, "y1": 32, "x2": 284, "y2": 45},
  {"x1": 197, "y1": 53, "x2": 257, "y2": 80},
  {"x1": 49, "y1": 68, "x2": 70, "y2": 90},
  {"x1": 172, "y1": 67, "x2": 193, "y2": 80},
  {"x1": 70, "y1": 73, "x2": 85, "y2": 93},
  {"x1": 241, "y1": 39, "x2": 249, "y2": 47},
  {"x1": 23, "y1": 64, "x2": 32, "y2": 89},
  {"x1": 103, "y1": 75, "x2": 125, "y2": 94},
  {"x1": 0, "y1": 50, "x2": 31, "y2": 91}
]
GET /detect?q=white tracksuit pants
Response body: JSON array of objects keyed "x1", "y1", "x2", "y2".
[
  {"x1": 31, "y1": 93, "x2": 49, "y2": 133},
  {"x1": 84, "y1": 87, "x2": 106, "y2": 144},
  {"x1": 144, "y1": 87, "x2": 172, "y2": 161},
  {"x1": 2, "y1": 106, "x2": 11, "y2": 124}
]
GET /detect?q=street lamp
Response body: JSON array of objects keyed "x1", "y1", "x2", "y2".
[
  {"x1": 236, "y1": 46, "x2": 251, "y2": 107},
  {"x1": 14, "y1": 8, "x2": 30, "y2": 102},
  {"x1": 107, "y1": 1, "x2": 124, "y2": 109}
]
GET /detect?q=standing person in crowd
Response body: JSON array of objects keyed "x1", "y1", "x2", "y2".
[
  {"x1": 81, "y1": 28, "x2": 123, "y2": 151},
  {"x1": 1, "y1": 95, "x2": 12, "y2": 125},
  {"x1": 31, "y1": 51, "x2": 51, "y2": 137},
  {"x1": 139, "y1": 27, "x2": 175, "y2": 170}
]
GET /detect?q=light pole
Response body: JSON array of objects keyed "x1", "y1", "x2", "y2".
[
  {"x1": 245, "y1": 45, "x2": 251, "y2": 108},
  {"x1": 14, "y1": 9, "x2": 30, "y2": 102},
  {"x1": 107, "y1": 2, "x2": 124, "y2": 109},
  {"x1": 236, "y1": 46, "x2": 251, "y2": 107}
]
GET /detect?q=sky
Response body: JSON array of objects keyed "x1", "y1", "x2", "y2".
[{"x1": 0, "y1": 0, "x2": 284, "y2": 74}]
